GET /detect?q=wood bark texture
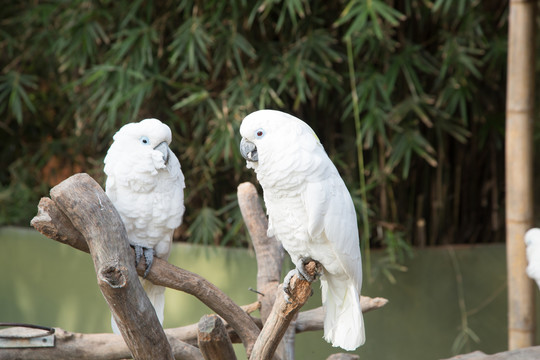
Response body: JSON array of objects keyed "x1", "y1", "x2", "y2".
[
  {"x1": 238, "y1": 182, "x2": 295, "y2": 359},
  {"x1": 325, "y1": 354, "x2": 360, "y2": 360},
  {"x1": 25, "y1": 173, "x2": 388, "y2": 360},
  {"x1": 31, "y1": 175, "x2": 260, "y2": 356},
  {"x1": 49, "y1": 173, "x2": 174, "y2": 360},
  {"x1": 0, "y1": 327, "x2": 202, "y2": 360},
  {"x1": 443, "y1": 346, "x2": 540, "y2": 360},
  {"x1": 249, "y1": 261, "x2": 318, "y2": 360},
  {"x1": 197, "y1": 315, "x2": 237, "y2": 360}
]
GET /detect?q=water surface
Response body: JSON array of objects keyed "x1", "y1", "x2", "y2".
[{"x1": 1, "y1": 227, "x2": 535, "y2": 359}]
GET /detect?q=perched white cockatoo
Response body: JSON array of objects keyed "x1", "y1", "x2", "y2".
[
  {"x1": 104, "y1": 118, "x2": 185, "y2": 334},
  {"x1": 239, "y1": 109, "x2": 365, "y2": 350},
  {"x1": 525, "y1": 228, "x2": 540, "y2": 290}
]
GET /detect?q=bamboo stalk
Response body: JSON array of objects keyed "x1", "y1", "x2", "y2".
[{"x1": 505, "y1": 0, "x2": 536, "y2": 349}]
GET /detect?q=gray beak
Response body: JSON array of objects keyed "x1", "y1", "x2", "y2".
[
  {"x1": 154, "y1": 141, "x2": 170, "y2": 165},
  {"x1": 240, "y1": 138, "x2": 258, "y2": 162}
]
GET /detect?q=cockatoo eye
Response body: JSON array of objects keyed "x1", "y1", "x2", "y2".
[
  {"x1": 255, "y1": 128, "x2": 265, "y2": 138},
  {"x1": 140, "y1": 136, "x2": 150, "y2": 145}
]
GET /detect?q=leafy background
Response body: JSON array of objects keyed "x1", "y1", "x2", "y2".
[{"x1": 0, "y1": 0, "x2": 510, "y2": 274}]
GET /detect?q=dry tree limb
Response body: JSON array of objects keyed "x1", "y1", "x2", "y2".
[
  {"x1": 442, "y1": 346, "x2": 540, "y2": 360},
  {"x1": 0, "y1": 327, "x2": 202, "y2": 360},
  {"x1": 238, "y1": 182, "x2": 295, "y2": 360},
  {"x1": 250, "y1": 261, "x2": 318, "y2": 360},
  {"x1": 237, "y1": 182, "x2": 283, "y2": 321},
  {"x1": 29, "y1": 175, "x2": 389, "y2": 360},
  {"x1": 49, "y1": 174, "x2": 173, "y2": 360},
  {"x1": 326, "y1": 354, "x2": 360, "y2": 360},
  {"x1": 197, "y1": 315, "x2": 237, "y2": 360},
  {"x1": 0, "y1": 294, "x2": 388, "y2": 360},
  {"x1": 31, "y1": 173, "x2": 260, "y2": 357}
]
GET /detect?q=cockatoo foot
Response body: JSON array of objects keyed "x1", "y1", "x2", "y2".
[
  {"x1": 133, "y1": 245, "x2": 154, "y2": 278},
  {"x1": 296, "y1": 257, "x2": 322, "y2": 283},
  {"x1": 282, "y1": 259, "x2": 322, "y2": 303},
  {"x1": 282, "y1": 268, "x2": 297, "y2": 304}
]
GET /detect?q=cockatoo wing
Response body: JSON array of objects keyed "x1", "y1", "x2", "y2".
[{"x1": 304, "y1": 176, "x2": 362, "y2": 285}]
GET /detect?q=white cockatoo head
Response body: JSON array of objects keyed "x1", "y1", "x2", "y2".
[
  {"x1": 105, "y1": 118, "x2": 172, "y2": 168},
  {"x1": 239, "y1": 109, "x2": 321, "y2": 168},
  {"x1": 104, "y1": 118, "x2": 178, "y2": 191},
  {"x1": 239, "y1": 109, "x2": 327, "y2": 190}
]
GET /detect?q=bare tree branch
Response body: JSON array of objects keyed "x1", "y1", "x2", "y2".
[
  {"x1": 325, "y1": 354, "x2": 360, "y2": 360},
  {"x1": 442, "y1": 346, "x2": 540, "y2": 360},
  {"x1": 0, "y1": 327, "x2": 202, "y2": 360},
  {"x1": 250, "y1": 261, "x2": 318, "y2": 360},
  {"x1": 237, "y1": 182, "x2": 294, "y2": 359},
  {"x1": 31, "y1": 173, "x2": 260, "y2": 357},
  {"x1": 49, "y1": 173, "x2": 173, "y2": 360},
  {"x1": 197, "y1": 315, "x2": 237, "y2": 360},
  {"x1": 237, "y1": 182, "x2": 283, "y2": 322},
  {"x1": 27, "y1": 175, "x2": 388, "y2": 360}
]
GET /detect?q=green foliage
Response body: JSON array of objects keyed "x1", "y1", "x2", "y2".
[{"x1": 0, "y1": 0, "x2": 508, "y2": 259}]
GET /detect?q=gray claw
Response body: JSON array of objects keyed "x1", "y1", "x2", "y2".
[
  {"x1": 296, "y1": 257, "x2": 322, "y2": 283},
  {"x1": 282, "y1": 268, "x2": 297, "y2": 303},
  {"x1": 132, "y1": 245, "x2": 154, "y2": 278},
  {"x1": 283, "y1": 269, "x2": 298, "y2": 304},
  {"x1": 143, "y1": 247, "x2": 154, "y2": 278},
  {"x1": 134, "y1": 245, "x2": 144, "y2": 267}
]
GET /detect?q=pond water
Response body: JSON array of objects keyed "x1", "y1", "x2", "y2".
[{"x1": 1, "y1": 226, "x2": 539, "y2": 359}]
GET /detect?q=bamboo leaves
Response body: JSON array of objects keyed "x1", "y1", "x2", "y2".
[
  {"x1": 0, "y1": 0, "x2": 508, "y2": 258},
  {"x1": 0, "y1": 71, "x2": 37, "y2": 125}
]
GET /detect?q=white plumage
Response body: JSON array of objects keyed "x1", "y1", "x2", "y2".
[
  {"x1": 239, "y1": 110, "x2": 365, "y2": 350},
  {"x1": 104, "y1": 118, "x2": 185, "y2": 334},
  {"x1": 525, "y1": 228, "x2": 540, "y2": 290}
]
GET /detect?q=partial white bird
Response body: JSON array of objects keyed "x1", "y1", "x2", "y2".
[
  {"x1": 104, "y1": 118, "x2": 185, "y2": 334},
  {"x1": 525, "y1": 228, "x2": 540, "y2": 290},
  {"x1": 239, "y1": 109, "x2": 365, "y2": 350}
]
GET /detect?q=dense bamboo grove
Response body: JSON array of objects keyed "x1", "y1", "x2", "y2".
[{"x1": 0, "y1": 1, "x2": 509, "y2": 270}]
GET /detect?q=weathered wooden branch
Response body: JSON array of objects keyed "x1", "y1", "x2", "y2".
[
  {"x1": 238, "y1": 182, "x2": 296, "y2": 360},
  {"x1": 49, "y1": 174, "x2": 173, "y2": 360},
  {"x1": 27, "y1": 174, "x2": 387, "y2": 360},
  {"x1": 325, "y1": 354, "x2": 360, "y2": 360},
  {"x1": 31, "y1": 173, "x2": 260, "y2": 356},
  {"x1": 237, "y1": 182, "x2": 284, "y2": 322},
  {"x1": 0, "y1": 327, "x2": 202, "y2": 360},
  {"x1": 197, "y1": 315, "x2": 237, "y2": 360},
  {"x1": 0, "y1": 293, "x2": 389, "y2": 360},
  {"x1": 443, "y1": 346, "x2": 540, "y2": 360},
  {"x1": 250, "y1": 261, "x2": 318, "y2": 360}
]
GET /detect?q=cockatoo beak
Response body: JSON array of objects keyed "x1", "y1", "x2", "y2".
[
  {"x1": 240, "y1": 138, "x2": 258, "y2": 162},
  {"x1": 154, "y1": 141, "x2": 170, "y2": 165}
]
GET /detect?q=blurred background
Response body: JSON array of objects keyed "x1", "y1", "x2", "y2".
[{"x1": 1, "y1": 0, "x2": 538, "y2": 358}]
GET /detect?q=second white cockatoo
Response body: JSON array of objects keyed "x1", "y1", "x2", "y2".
[
  {"x1": 239, "y1": 109, "x2": 365, "y2": 350},
  {"x1": 104, "y1": 118, "x2": 185, "y2": 334},
  {"x1": 525, "y1": 228, "x2": 540, "y2": 290}
]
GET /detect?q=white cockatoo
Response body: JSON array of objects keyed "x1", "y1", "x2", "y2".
[
  {"x1": 239, "y1": 109, "x2": 365, "y2": 350},
  {"x1": 525, "y1": 228, "x2": 540, "y2": 290},
  {"x1": 104, "y1": 118, "x2": 185, "y2": 334}
]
